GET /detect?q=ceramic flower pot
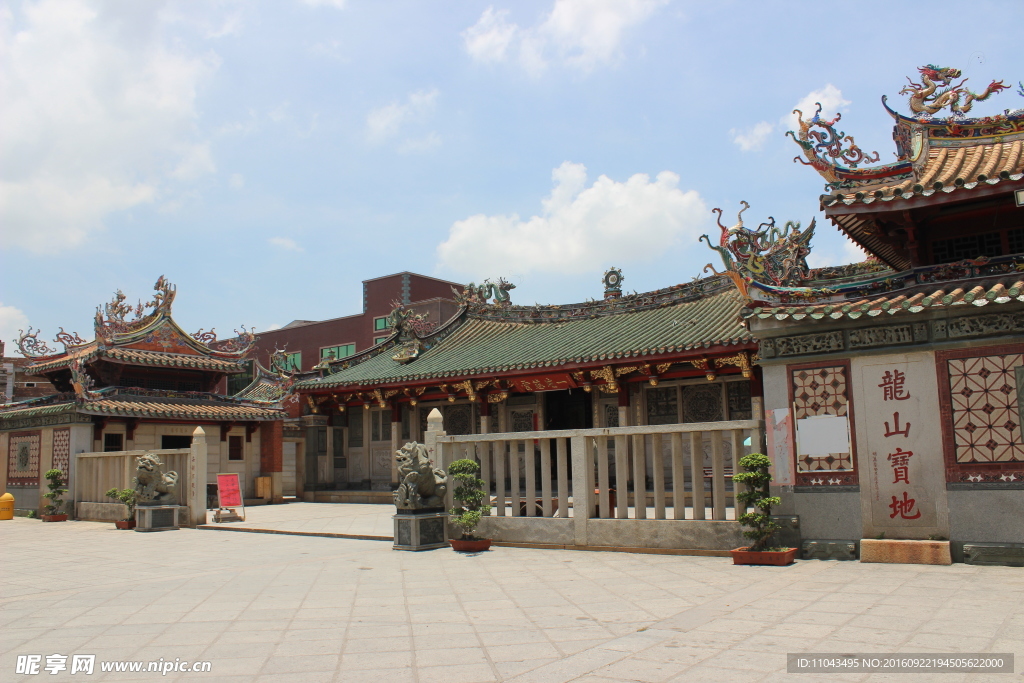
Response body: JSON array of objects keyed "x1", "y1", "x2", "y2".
[
  {"x1": 730, "y1": 547, "x2": 798, "y2": 566},
  {"x1": 41, "y1": 514, "x2": 68, "y2": 523},
  {"x1": 450, "y1": 538, "x2": 492, "y2": 552},
  {"x1": 114, "y1": 520, "x2": 136, "y2": 530}
]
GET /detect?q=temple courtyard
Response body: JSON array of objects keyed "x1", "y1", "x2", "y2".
[{"x1": 3, "y1": 506, "x2": 1023, "y2": 682}]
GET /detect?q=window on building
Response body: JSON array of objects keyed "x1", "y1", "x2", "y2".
[
  {"x1": 103, "y1": 433, "x2": 124, "y2": 452},
  {"x1": 226, "y1": 360, "x2": 254, "y2": 396},
  {"x1": 321, "y1": 344, "x2": 355, "y2": 361},
  {"x1": 374, "y1": 336, "x2": 389, "y2": 345},
  {"x1": 726, "y1": 381, "x2": 753, "y2": 420},
  {"x1": 161, "y1": 435, "x2": 192, "y2": 449},
  {"x1": 646, "y1": 387, "x2": 679, "y2": 425},
  {"x1": 931, "y1": 231, "x2": 1003, "y2": 263},
  {"x1": 373, "y1": 316, "x2": 389, "y2": 331},
  {"x1": 283, "y1": 352, "x2": 302, "y2": 372},
  {"x1": 228, "y1": 435, "x2": 244, "y2": 461}
]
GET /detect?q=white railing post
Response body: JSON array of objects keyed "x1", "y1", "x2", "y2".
[
  {"x1": 690, "y1": 431, "x2": 704, "y2": 520},
  {"x1": 494, "y1": 440, "x2": 506, "y2": 516},
  {"x1": 731, "y1": 429, "x2": 744, "y2": 520},
  {"x1": 711, "y1": 431, "x2": 726, "y2": 521},
  {"x1": 556, "y1": 438, "x2": 568, "y2": 520},
  {"x1": 597, "y1": 436, "x2": 610, "y2": 519},
  {"x1": 614, "y1": 435, "x2": 628, "y2": 519},
  {"x1": 631, "y1": 434, "x2": 646, "y2": 519},
  {"x1": 509, "y1": 440, "x2": 521, "y2": 516},
  {"x1": 524, "y1": 439, "x2": 536, "y2": 517},
  {"x1": 569, "y1": 434, "x2": 588, "y2": 546},
  {"x1": 540, "y1": 439, "x2": 552, "y2": 518},
  {"x1": 652, "y1": 434, "x2": 666, "y2": 520},
  {"x1": 671, "y1": 432, "x2": 684, "y2": 520},
  {"x1": 189, "y1": 428, "x2": 208, "y2": 528}
]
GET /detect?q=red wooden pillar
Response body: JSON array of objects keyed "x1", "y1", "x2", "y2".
[{"x1": 260, "y1": 421, "x2": 283, "y2": 473}]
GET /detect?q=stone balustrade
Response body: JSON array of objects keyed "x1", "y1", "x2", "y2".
[{"x1": 428, "y1": 415, "x2": 764, "y2": 551}]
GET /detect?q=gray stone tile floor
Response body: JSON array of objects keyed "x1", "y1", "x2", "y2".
[{"x1": 3, "y1": 509, "x2": 1023, "y2": 682}]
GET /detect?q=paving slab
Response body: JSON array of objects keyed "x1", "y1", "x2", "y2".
[{"x1": 2, "y1": 514, "x2": 1023, "y2": 682}]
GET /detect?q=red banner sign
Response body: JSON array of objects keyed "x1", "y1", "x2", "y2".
[{"x1": 216, "y1": 473, "x2": 243, "y2": 508}]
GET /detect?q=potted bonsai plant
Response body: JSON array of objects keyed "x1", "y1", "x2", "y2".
[
  {"x1": 105, "y1": 487, "x2": 137, "y2": 529},
  {"x1": 730, "y1": 453, "x2": 797, "y2": 566},
  {"x1": 448, "y1": 458, "x2": 493, "y2": 552},
  {"x1": 41, "y1": 468, "x2": 68, "y2": 522}
]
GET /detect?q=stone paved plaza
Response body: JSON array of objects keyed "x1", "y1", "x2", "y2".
[{"x1": 3, "y1": 508, "x2": 1023, "y2": 682}]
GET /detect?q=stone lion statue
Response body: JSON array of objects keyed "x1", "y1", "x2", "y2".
[
  {"x1": 393, "y1": 442, "x2": 447, "y2": 510},
  {"x1": 133, "y1": 453, "x2": 179, "y2": 506}
]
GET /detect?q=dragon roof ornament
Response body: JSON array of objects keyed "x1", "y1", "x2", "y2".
[
  {"x1": 701, "y1": 202, "x2": 816, "y2": 293},
  {"x1": 451, "y1": 278, "x2": 515, "y2": 306},
  {"x1": 900, "y1": 65, "x2": 1008, "y2": 118}
]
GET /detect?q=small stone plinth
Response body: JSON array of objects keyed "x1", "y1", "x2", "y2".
[
  {"x1": 963, "y1": 542, "x2": 1024, "y2": 567},
  {"x1": 135, "y1": 505, "x2": 180, "y2": 532},
  {"x1": 393, "y1": 509, "x2": 447, "y2": 551},
  {"x1": 803, "y1": 540, "x2": 858, "y2": 561},
  {"x1": 860, "y1": 538, "x2": 950, "y2": 565}
]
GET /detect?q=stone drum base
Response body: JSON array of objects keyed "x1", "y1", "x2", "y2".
[
  {"x1": 393, "y1": 510, "x2": 448, "y2": 551},
  {"x1": 136, "y1": 505, "x2": 181, "y2": 532},
  {"x1": 860, "y1": 538, "x2": 951, "y2": 565}
]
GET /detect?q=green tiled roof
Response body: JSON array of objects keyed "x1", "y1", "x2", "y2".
[{"x1": 300, "y1": 288, "x2": 752, "y2": 390}]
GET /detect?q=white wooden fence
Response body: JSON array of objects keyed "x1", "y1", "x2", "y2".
[{"x1": 434, "y1": 419, "x2": 762, "y2": 522}]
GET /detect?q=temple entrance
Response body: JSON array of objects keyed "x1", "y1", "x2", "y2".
[{"x1": 544, "y1": 389, "x2": 592, "y2": 431}]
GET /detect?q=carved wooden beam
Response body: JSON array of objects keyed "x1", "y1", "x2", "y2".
[
  {"x1": 245, "y1": 422, "x2": 259, "y2": 443},
  {"x1": 125, "y1": 418, "x2": 139, "y2": 442},
  {"x1": 220, "y1": 422, "x2": 236, "y2": 442}
]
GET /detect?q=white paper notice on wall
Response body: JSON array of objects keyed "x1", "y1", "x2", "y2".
[
  {"x1": 796, "y1": 415, "x2": 850, "y2": 456},
  {"x1": 766, "y1": 408, "x2": 794, "y2": 485}
]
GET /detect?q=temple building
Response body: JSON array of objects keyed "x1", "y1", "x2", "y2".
[
  {"x1": 0, "y1": 278, "x2": 289, "y2": 514},
  {"x1": 736, "y1": 66, "x2": 1023, "y2": 562},
  {"x1": 293, "y1": 273, "x2": 761, "y2": 498}
]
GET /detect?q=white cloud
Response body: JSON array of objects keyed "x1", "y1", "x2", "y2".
[
  {"x1": 398, "y1": 132, "x2": 442, "y2": 154},
  {"x1": 269, "y1": 237, "x2": 303, "y2": 252},
  {"x1": 728, "y1": 84, "x2": 851, "y2": 154},
  {"x1": 730, "y1": 121, "x2": 774, "y2": 152},
  {"x1": 300, "y1": 0, "x2": 346, "y2": 8},
  {"x1": 0, "y1": 0, "x2": 218, "y2": 252},
  {"x1": 366, "y1": 89, "x2": 439, "y2": 146},
  {"x1": 463, "y1": 0, "x2": 667, "y2": 75},
  {"x1": 437, "y1": 161, "x2": 707, "y2": 277},
  {"x1": 265, "y1": 323, "x2": 282, "y2": 331},
  {"x1": 0, "y1": 302, "x2": 30, "y2": 353},
  {"x1": 462, "y1": 7, "x2": 518, "y2": 63},
  {"x1": 228, "y1": 173, "x2": 245, "y2": 189},
  {"x1": 784, "y1": 84, "x2": 850, "y2": 130}
]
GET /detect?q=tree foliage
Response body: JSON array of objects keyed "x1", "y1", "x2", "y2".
[{"x1": 733, "y1": 453, "x2": 781, "y2": 552}]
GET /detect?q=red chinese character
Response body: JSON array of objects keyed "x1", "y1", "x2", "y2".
[
  {"x1": 883, "y1": 411, "x2": 911, "y2": 438},
  {"x1": 888, "y1": 492, "x2": 921, "y2": 519},
  {"x1": 887, "y1": 448, "x2": 914, "y2": 484},
  {"x1": 878, "y1": 370, "x2": 911, "y2": 401}
]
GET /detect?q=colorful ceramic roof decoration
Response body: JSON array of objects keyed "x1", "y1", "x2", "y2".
[
  {"x1": 18, "y1": 277, "x2": 255, "y2": 376},
  {"x1": 701, "y1": 201, "x2": 816, "y2": 293}
]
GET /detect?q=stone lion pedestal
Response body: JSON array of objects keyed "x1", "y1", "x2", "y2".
[
  {"x1": 392, "y1": 442, "x2": 449, "y2": 551},
  {"x1": 132, "y1": 453, "x2": 181, "y2": 532},
  {"x1": 136, "y1": 505, "x2": 180, "y2": 532},
  {"x1": 393, "y1": 508, "x2": 448, "y2": 551}
]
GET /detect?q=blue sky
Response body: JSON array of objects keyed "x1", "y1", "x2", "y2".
[{"x1": 2, "y1": 0, "x2": 1022, "y2": 352}]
